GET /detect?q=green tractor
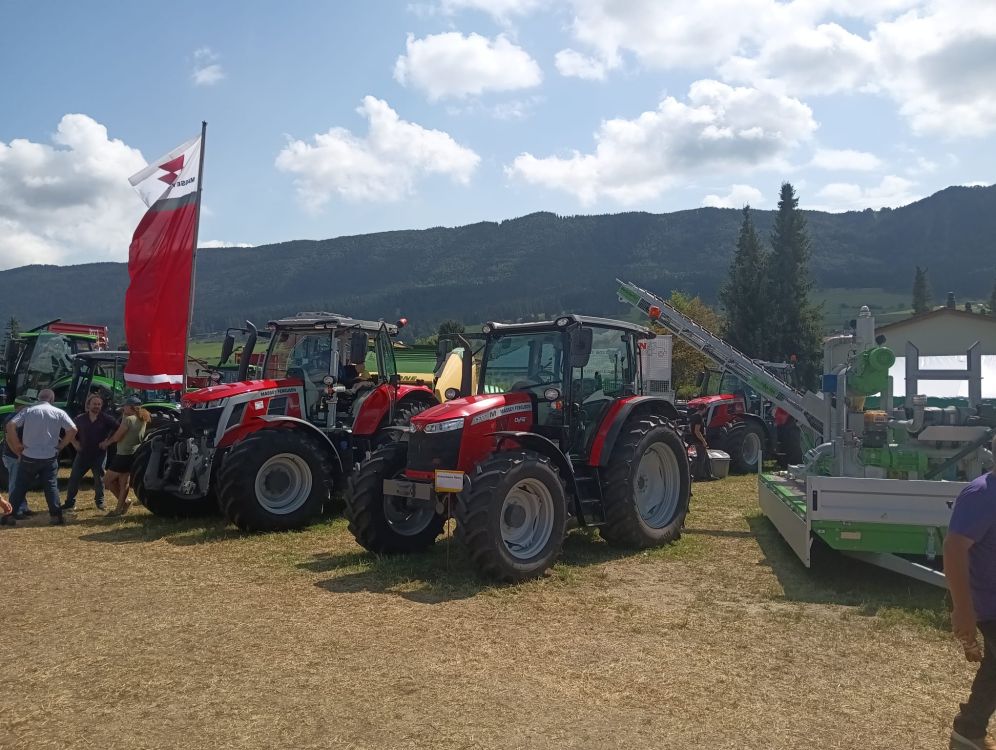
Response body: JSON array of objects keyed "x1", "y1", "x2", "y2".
[{"x1": 0, "y1": 349, "x2": 179, "y2": 488}]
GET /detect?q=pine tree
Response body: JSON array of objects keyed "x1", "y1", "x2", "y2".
[
  {"x1": 764, "y1": 183, "x2": 823, "y2": 387},
  {"x1": 912, "y1": 266, "x2": 931, "y2": 315},
  {"x1": 989, "y1": 273, "x2": 996, "y2": 317},
  {"x1": 720, "y1": 205, "x2": 769, "y2": 357}
]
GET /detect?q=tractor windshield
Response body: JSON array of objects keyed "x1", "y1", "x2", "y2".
[
  {"x1": 481, "y1": 331, "x2": 564, "y2": 395},
  {"x1": 15, "y1": 332, "x2": 76, "y2": 400}
]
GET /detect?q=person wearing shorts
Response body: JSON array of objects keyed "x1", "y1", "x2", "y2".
[{"x1": 101, "y1": 396, "x2": 150, "y2": 516}]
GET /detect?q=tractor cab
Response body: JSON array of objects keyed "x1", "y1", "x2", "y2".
[
  {"x1": 2, "y1": 331, "x2": 99, "y2": 406},
  {"x1": 258, "y1": 314, "x2": 403, "y2": 429},
  {"x1": 65, "y1": 351, "x2": 179, "y2": 426}
]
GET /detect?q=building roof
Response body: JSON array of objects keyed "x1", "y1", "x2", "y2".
[{"x1": 877, "y1": 306, "x2": 996, "y2": 332}]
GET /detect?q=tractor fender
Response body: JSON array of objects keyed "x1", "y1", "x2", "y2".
[
  {"x1": 589, "y1": 396, "x2": 681, "y2": 468},
  {"x1": 237, "y1": 415, "x2": 344, "y2": 477},
  {"x1": 490, "y1": 430, "x2": 587, "y2": 525}
]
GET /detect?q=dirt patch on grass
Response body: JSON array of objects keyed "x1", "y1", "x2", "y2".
[{"x1": 0, "y1": 474, "x2": 970, "y2": 749}]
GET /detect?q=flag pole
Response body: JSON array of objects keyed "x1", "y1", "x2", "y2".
[{"x1": 183, "y1": 120, "x2": 207, "y2": 391}]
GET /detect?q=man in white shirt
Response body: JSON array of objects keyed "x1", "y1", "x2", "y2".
[{"x1": 5, "y1": 389, "x2": 77, "y2": 525}]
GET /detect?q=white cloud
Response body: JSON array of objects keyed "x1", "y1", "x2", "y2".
[
  {"x1": 394, "y1": 32, "x2": 542, "y2": 101},
  {"x1": 439, "y1": 0, "x2": 542, "y2": 21},
  {"x1": 275, "y1": 96, "x2": 480, "y2": 210},
  {"x1": 192, "y1": 47, "x2": 225, "y2": 86},
  {"x1": 0, "y1": 114, "x2": 147, "y2": 269},
  {"x1": 810, "y1": 148, "x2": 882, "y2": 171},
  {"x1": 554, "y1": 49, "x2": 608, "y2": 81},
  {"x1": 507, "y1": 80, "x2": 816, "y2": 205},
  {"x1": 813, "y1": 175, "x2": 920, "y2": 211},
  {"x1": 200, "y1": 240, "x2": 253, "y2": 248},
  {"x1": 702, "y1": 184, "x2": 765, "y2": 208}
]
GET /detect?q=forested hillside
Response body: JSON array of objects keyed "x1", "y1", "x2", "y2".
[{"x1": 1, "y1": 184, "x2": 993, "y2": 342}]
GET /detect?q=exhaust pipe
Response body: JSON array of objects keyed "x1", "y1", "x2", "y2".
[{"x1": 237, "y1": 321, "x2": 258, "y2": 382}]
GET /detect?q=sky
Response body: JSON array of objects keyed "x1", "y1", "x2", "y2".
[{"x1": 1, "y1": 0, "x2": 995, "y2": 269}]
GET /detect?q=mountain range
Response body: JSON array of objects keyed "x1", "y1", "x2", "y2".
[{"x1": 1, "y1": 184, "x2": 994, "y2": 343}]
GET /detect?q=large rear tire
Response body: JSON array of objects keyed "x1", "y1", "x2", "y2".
[
  {"x1": 346, "y1": 442, "x2": 445, "y2": 553},
  {"x1": 217, "y1": 429, "x2": 333, "y2": 532},
  {"x1": 455, "y1": 450, "x2": 567, "y2": 582},
  {"x1": 131, "y1": 438, "x2": 218, "y2": 518},
  {"x1": 600, "y1": 415, "x2": 690, "y2": 548},
  {"x1": 722, "y1": 420, "x2": 766, "y2": 474}
]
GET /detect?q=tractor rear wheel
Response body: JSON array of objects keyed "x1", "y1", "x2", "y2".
[
  {"x1": 218, "y1": 429, "x2": 333, "y2": 532},
  {"x1": 722, "y1": 420, "x2": 767, "y2": 473},
  {"x1": 456, "y1": 450, "x2": 567, "y2": 582},
  {"x1": 131, "y1": 437, "x2": 218, "y2": 518},
  {"x1": 346, "y1": 442, "x2": 445, "y2": 553},
  {"x1": 600, "y1": 415, "x2": 690, "y2": 548}
]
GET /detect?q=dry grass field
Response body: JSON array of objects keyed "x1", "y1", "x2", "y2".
[{"x1": 2, "y1": 472, "x2": 973, "y2": 749}]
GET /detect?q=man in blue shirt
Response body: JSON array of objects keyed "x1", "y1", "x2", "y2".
[
  {"x1": 946, "y1": 437, "x2": 996, "y2": 749},
  {"x1": 4, "y1": 390, "x2": 77, "y2": 525}
]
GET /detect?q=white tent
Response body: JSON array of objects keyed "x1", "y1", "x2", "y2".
[{"x1": 890, "y1": 355, "x2": 996, "y2": 399}]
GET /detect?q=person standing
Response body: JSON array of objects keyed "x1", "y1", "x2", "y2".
[
  {"x1": 688, "y1": 403, "x2": 715, "y2": 480},
  {"x1": 4, "y1": 389, "x2": 77, "y2": 525},
  {"x1": 945, "y1": 438, "x2": 996, "y2": 750},
  {"x1": 2, "y1": 400, "x2": 30, "y2": 518},
  {"x1": 100, "y1": 396, "x2": 150, "y2": 516},
  {"x1": 63, "y1": 393, "x2": 118, "y2": 512}
]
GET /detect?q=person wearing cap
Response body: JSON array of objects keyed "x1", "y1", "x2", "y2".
[
  {"x1": 63, "y1": 393, "x2": 119, "y2": 512},
  {"x1": 4, "y1": 389, "x2": 77, "y2": 525},
  {"x1": 100, "y1": 395, "x2": 151, "y2": 516}
]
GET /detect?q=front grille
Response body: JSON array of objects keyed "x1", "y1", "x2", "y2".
[
  {"x1": 180, "y1": 406, "x2": 224, "y2": 435},
  {"x1": 407, "y1": 429, "x2": 462, "y2": 472}
]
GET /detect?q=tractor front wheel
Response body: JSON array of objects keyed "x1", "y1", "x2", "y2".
[
  {"x1": 346, "y1": 442, "x2": 445, "y2": 553},
  {"x1": 131, "y1": 435, "x2": 218, "y2": 518},
  {"x1": 456, "y1": 450, "x2": 567, "y2": 582},
  {"x1": 217, "y1": 429, "x2": 333, "y2": 532},
  {"x1": 600, "y1": 415, "x2": 690, "y2": 548}
]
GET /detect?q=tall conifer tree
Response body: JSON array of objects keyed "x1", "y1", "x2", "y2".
[
  {"x1": 720, "y1": 205, "x2": 769, "y2": 356},
  {"x1": 912, "y1": 266, "x2": 931, "y2": 315}
]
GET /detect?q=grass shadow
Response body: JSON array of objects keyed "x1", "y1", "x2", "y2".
[
  {"x1": 306, "y1": 525, "x2": 702, "y2": 604},
  {"x1": 747, "y1": 513, "x2": 949, "y2": 631},
  {"x1": 77, "y1": 514, "x2": 238, "y2": 545}
]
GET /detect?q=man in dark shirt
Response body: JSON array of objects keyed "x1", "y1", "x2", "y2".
[
  {"x1": 63, "y1": 393, "x2": 119, "y2": 511},
  {"x1": 688, "y1": 404, "x2": 715, "y2": 480},
  {"x1": 946, "y1": 439, "x2": 996, "y2": 749}
]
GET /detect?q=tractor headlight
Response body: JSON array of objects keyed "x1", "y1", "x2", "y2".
[
  {"x1": 443, "y1": 387, "x2": 460, "y2": 400},
  {"x1": 192, "y1": 397, "x2": 228, "y2": 410},
  {"x1": 423, "y1": 418, "x2": 464, "y2": 434}
]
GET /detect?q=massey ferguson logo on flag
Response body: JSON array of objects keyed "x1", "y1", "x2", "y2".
[{"x1": 123, "y1": 130, "x2": 205, "y2": 389}]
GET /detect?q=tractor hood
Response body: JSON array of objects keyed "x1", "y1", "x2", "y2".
[
  {"x1": 686, "y1": 394, "x2": 737, "y2": 411},
  {"x1": 181, "y1": 378, "x2": 301, "y2": 407},
  {"x1": 411, "y1": 392, "x2": 532, "y2": 426}
]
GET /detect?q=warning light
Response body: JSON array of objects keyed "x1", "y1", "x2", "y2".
[{"x1": 648, "y1": 306, "x2": 661, "y2": 320}]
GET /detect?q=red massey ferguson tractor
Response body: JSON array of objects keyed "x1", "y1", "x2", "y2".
[
  {"x1": 346, "y1": 315, "x2": 691, "y2": 582},
  {"x1": 131, "y1": 313, "x2": 437, "y2": 531},
  {"x1": 685, "y1": 364, "x2": 804, "y2": 473}
]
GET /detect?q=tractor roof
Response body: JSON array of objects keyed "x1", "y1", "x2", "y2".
[
  {"x1": 268, "y1": 312, "x2": 398, "y2": 334},
  {"x1": 73, "y1": 351, "x2": 128, "y2": 363},
  {"x1": 484, "y1": 314, "x2": 655, "y2": 338}
]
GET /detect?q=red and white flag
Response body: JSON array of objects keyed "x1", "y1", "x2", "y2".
[{"x1": 124, "y1": 132, "x2": 204, "y2": 389}]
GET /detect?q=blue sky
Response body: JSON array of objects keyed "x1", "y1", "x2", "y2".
[{"x1": 1, "y1": 0, "x2": 994, "y2": 268}]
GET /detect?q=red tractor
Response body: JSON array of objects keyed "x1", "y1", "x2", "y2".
[
  {"x1": 132, "y1": 313, "x2": 437, "y2": 531},
  {"x1": 346, "y1": 315, "x2": 691, "y2": 582},
  {"x1": 685, "y1": 364, "x2": 803, "y2": 473}
]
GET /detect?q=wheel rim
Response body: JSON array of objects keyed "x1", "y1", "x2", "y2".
[
  {"x1": 500, "y1": 477, "x2": 555, "y2": 560},
  {"x1": 741, "y1": 431, "x2": 762, "y2": 466},
  {"x1": 253, "y1": 453, "x2": 313, "y2": 515},
  {"x1": 383, "y1": 492, "x2": 436, "y2": 537},
  {"x1": 634, "y1": 443, "x2": 682, "y2": 529}
]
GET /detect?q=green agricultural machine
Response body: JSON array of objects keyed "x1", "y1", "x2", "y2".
[{"x1": 619, "y1": 280, "x2": 994, "y2": 587}]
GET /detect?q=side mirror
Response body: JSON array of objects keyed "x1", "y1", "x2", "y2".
[
  {"x1": 695, "y1": 371, "x2": 705, "y2": 387},
  {"x1": 220, "y1": 334, "x2": 235, "y2": 365},
  {"x1": 350, "y1": 331, "x2": 369, "y2": 364},
  {"x1": 389, "y1": 373, "x2": 401, "y2": 388},
  {"x1": 569, "y1": 327, "x2": 593, "y2": 369}
]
